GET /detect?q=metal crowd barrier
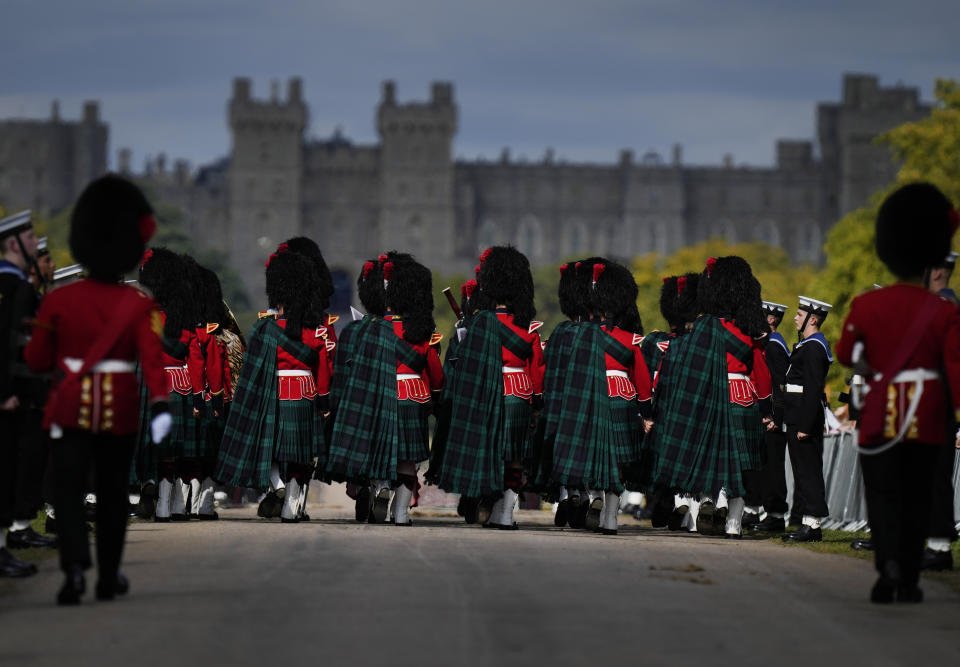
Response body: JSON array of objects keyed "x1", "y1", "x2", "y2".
[{"x1": 784, "y1": 430, "x2": 960, "y2": 532}]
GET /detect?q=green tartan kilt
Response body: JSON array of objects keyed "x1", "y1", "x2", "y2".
[
  {"x1": 731, "y1": 401, "x2": 765, "y2": 473},
  {"x1": 397, "y1": 399, "x2": 431, "y2": 463},
  {"x1": 502, "y1": 395, "x2": 532, "y2": 462},
  {"x1": 274, "y1": 398, "x2": 321, "y2": 463},
  {"x1": 200, "y1": 400, "x2": 225, "y2": 460},
  {"x1": 610, "y1": 397, "x2": 642, "y2": 464},
  {"x1": 169, "y1": 391, "x2": 201, "y2": 458}
]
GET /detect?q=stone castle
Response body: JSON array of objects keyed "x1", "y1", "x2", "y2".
[{"x1": 0, "y1": 74, "x2": 931, "y2": 302}]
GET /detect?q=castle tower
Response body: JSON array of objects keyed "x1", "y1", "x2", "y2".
[
  {"x1": 376, "y1": 81, "x2": 457, "y2": 269},
  {"x1": 817, "y1": 74, "x2": 930, "y2": 219},
  {"x1": 228, "y1": 77, "x2": 307, "y2": 300}
]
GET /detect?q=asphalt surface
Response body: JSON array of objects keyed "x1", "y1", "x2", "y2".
[{"x1": 1, "y1": 490, "x2": 958, "y2": 666}]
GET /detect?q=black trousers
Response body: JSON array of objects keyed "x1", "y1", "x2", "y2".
[
  {"x1": 860, "y1": 443, "x2": 939, "y2": 586},
  {"x1": 761, "y1": 427, "x2": 789, "y2": 515},
  {"x1": 786, "y1": 426, "x2": 828, "y2": 518},
  {"x1": 927, "y1": 442, "x2": 958, "y2": 541},
  {"x1": 0, "y1": 411, "x2": 18, "y2": 529},
  {"x1": 51, "y1": 431, "x2": 135, "y2": 579},
  {"x1": 14, "y1": 408, "x2": 48, "y2": 521}
]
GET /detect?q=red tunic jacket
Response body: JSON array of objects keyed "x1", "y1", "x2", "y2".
[
  {"x1": 836, "y1": 284, "x2": 960, "y2": 445},
  {"x1": 24, "y1": 279, "x2": 167, "y2": 434},
  {"x1": 391, "y1": 317, "x2": 444, "y2": 403},
  {"x1": 721, "y1": 319, "x2": 772, "y2": 408},
  {"x1": 276, "y1": 319, "x2": 332, "y2": 401},
  {"x1": 497, "y1": 311, "x2": 546, "y2": 400}
]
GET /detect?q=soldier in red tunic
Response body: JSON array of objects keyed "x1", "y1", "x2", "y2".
[
  {"x1": 836, "y1": 182, "x2": 960, "y2": 603},
  {"x1": 24, "y1": 175, "x2": 170, "y2": 605}
]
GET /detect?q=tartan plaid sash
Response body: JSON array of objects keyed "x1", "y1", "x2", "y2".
[
  {"x1": 275, "y1": 321, "x2": 319, "y2": 365},
  {"x1": 598, "y1": 326, "x2": 635, "y2": 367},
  {"x1": 325, "y1": 317, "x2": 399, "y2": 481},
  {"x1": 499, "y1": 319, "x2": 533, "y2": 360},
  {"x1": 645, "y1": 316, "x2": 759, "y2": 497},
  {"x1": 549, "y1": 321, "x2": 620, "y2": 490},
  {"x1": 436, "y1": 310, "x2": 510, "y2": 496},
  {"x1": 395, "y1": 337, "x2": 427, "y2": 373},
  {"x1": 214, "y1": 317, "x2": 280, "y2": 489},
  {"x1": 163, "y1": 336, "x2": 188, "y2": 361}
]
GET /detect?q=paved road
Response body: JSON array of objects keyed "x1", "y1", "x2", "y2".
[{"x1": 1, "y1": 497, "x2": 958, "y2": 666}]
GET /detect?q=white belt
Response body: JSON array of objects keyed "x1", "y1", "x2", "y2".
[
  {"x1": 397, "y1": 373, "x2": 422, "y2": 381},
  {"x1": 727, "y1": 373, "x2": 750, "y2": 381},
  {"x1": 164, "y1": 365, "x2": 187, "y2": 371},
  {"x1": 503, "y1": 366, "x2": 526, "y2": 373},
  {"x1": 888, "y1": 369, "x2": 939, "y2": 383},
  {"x1": 277, "y1": 370, "x2": 312, "y2": 377},
  {"x1": 606, "y1": 370, "x2": 629, "y2": 378},
  {"x1": 785, "y1": 383, "x2": 804, "y2": 393},
  {"x1": 64, "y1": 357, "x2": 136, "y2": 373}
]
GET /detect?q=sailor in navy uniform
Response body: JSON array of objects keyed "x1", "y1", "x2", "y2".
[
  {"x1": 782, "y1": 296, "x2": 833, "y2": 543},
  {"x1": 752, "y1": 301, "x2": 792, "y2": 532},
  {"x1": 923, "y1": 250, "x2": 959, "y2": 570}
]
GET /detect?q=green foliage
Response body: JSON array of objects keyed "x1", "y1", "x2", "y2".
[
  {"x1": 812, "y1": 78, "x2": 960, "y2": 397},
  {"x1": 632, "y1": 238, "x2": 816, "y2": 335}
]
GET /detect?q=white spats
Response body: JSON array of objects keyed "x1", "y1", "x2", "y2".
[
  {"x1": 393, "y1": 485, "x2": 413, "y2": 525},
  {"x1": 269, "y1": 464, "x2": 285, "y2": 491},
  {"x1": 927, "y1": 538, "x2": 951, "y2": 552},
  {"x1": 156, "y1": 479, "x2": 173, "y2": 519},
  {"x1": 802, "y1": 515, "x2": 822, "y2": 529},
  {"x1": 488, "y1": 497, "x2": 504, "y2": 526},
  {"x1": 500, "y1": 489, "x2": 518, "y2": 527},
  {"x1": 189, "y1": 479, "x2": 202, "y2": 515},
  {"x1": 10, "y1": 520, "x2": 31, "y2": 532},
  {"x1": 726, "y1": 497, "x2": 745, "y2": 536},
  {"x1": 198, "y1": 478, "x2": 217, "y2": 516},
  {"x1": 602, "y1": 492, "x2": 620, "y2": 532},
  {"x1": 171, "y1": 479, "x2": 190, "y2": 516},
  {"x1": 281, "y1": 479, "x2": 301, "y2": 521}
]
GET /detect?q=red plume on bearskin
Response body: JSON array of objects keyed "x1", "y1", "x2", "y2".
[
  {"x1": 383, "y1": 261, "x2": 394, "y2": 282},
  {"x1": 592, "y1": 263, "x2": 605, "y2": 285},
  {"x1": 706, "y1": 257, "x2": 717, "y2": 276},
  {"x1": 662, "y1": 276, "x2": 669, "y2": 284},
  {"x1": 479, "y1": 248, "x2": 492, "y2": 263},
  {"x1": 363, "y1": 261, "x2": 375, "y2": 279},
  {"x1": 574, "y1": 261, "x2": 582, "y2": 270},
  {"x1": 559, "y1": 263, "x2": 569, "y2": 275},
  {"x1": 378, "y1": 254, "x2": 388, "y2": 265},
  {"x1": 677, "y1": 275, "x2": 687, "y2": 295},
  {"x1": 141, "y1": 248, "x2": 154, "y2": 269},
  {"x1": 464, "y1": 279, "x2": 477, "y2": 298},
  {"x1": 474, "y1": 264, "x2": 481, "y2": 276}
]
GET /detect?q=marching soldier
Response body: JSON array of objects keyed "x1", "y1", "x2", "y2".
[
  {"x1": 24, "y1": 175, "x2": 171, "y2": 604},
  {"x1": 836, "y1": 182, "x2": 960, "y2": 603},
  {"x1": 782, "y1": 296, "x2": 833, "y2": 543}
]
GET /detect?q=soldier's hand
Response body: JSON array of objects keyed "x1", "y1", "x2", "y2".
[
  {"x1": 643, "y1": 419, "x2": 654, "y2": 434},
  {"x1": 797, "y1": 431, "x2": 809, "y2": 440},
  {"x1": 192, "y1": 407, "x2": 201, "y2": 418},
  {"x1": 1, "y1": 395, "x2": 19, "y2": 411}
]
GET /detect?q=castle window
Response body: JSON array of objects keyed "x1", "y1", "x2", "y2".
[
  {"x1": 477, "y1": 219, "x2": 498, "y2": 251},
  {"x1": 408, "y1": 215, "x2": 423, "y2": 246},
  {"x1": 516, "y1": 215, "x2": 543, "y2": 260}
]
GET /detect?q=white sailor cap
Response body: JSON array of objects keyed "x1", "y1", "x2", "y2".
[
  {"x1": 797, "y1": 295, "x2": 832, "y2": 316},
  {"x1": 0, "y1": 210, "x2": 32, "y2": 239},
  {"x1": 37, "y1": 237, "x2": 49, "y2": 254},
  {"x1": 761, "y1": 300, "x2": 788, "y2": 315},
  {"x1": 53, "y1": 264, "x2": 84, "y2": 283}
]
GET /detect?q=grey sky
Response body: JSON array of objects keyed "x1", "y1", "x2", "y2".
[{"x1": 2, "y1": 0, "x2": 957, "y2": 171}]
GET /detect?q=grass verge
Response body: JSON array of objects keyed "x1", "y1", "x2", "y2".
[{"x1": 769, "y1": 528, "x2": 960, "y2": 593}]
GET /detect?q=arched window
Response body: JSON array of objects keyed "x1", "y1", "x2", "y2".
[
  {"x1": 516, "y1": 215, "x2": 543, "y2": 260},
  {"x1": 754, "y1": 221, "x2": 781, "y2": 247}
]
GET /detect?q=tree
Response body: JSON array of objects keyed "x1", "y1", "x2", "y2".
[{"x1": 810, "y1": 78, "x2": 960, "y2": 395}]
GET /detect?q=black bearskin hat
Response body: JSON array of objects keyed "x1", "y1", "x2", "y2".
[
  {"x1": 197, "y1": 264, "x2": 229, "y2": 327},
  {"x1": 140, "y1": 247, "x2": 191, "y2": 337},
  {"x1": 178, "y1": 255, "x2": 205, "y2": 326},
  {"x1": 659, "y1": 276, "x2": 680, "y2": 328},
  {"x1": 558, "y1": 261, "x2": 585, "y2": 320},
  {"x1": 70, "y1": 174, "x2": 155, "y2": 281},
  {"x1": 698, "y1": 256, "x2": 766, "y2": 338},
  {"x1": 283, "y1": 236, "x2": 335, "y2": 309},
  {"x1": 477, "y1": 246, "x2": 535, "y2": 328},
  {"x1": 385, "y1": 257, "x2": 435, "y2": 344},
  {"x1": 876, "y1": 182, "x2": 957, "y2": 279},
  {"x1": 266, "y1": 249, "x2": 317, "y2": 335},
  {"x1": 357, "y1": 258, "x2": 386, "y2": 317},
  {"x1": 572, "y1": 257, "x2": 605, "y2": 319},
  {"x1": 594, "y1": 261, "x2": 643, "y2": 334},
  {"x1": 675, "y1": 272, "x2": 701, "y2": 325}
]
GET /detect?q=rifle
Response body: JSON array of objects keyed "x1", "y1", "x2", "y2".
[{"x1": 442, "y1": 287, "x2": 462, "y2": 321}]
